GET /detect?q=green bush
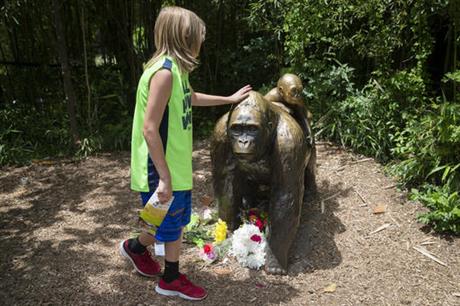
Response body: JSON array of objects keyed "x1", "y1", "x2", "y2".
[
  {"x1": 390, "y1": 102, "x2": 460, "y2": 188},
  {"x1": 308, "y1": 65, "x2": 459, "y2": 234},
  {"x1": 411, "y1": 185, "x2": 460, "y2": 234},
  {"x1": 0, "y1": 126, "x2": 33, "y2": 165},
  {"x1": 389, "y1": 72, "x2": 460, "y2": 233},
  {"x1": 76, "y1": 136, "x2": 102, "y2": 158},
  {"x1": 312, "y1": 67, "x2": 428, "y2": 161},
  {"x1": 0, "y1": 105, "x2": 73, "y2": 165}
]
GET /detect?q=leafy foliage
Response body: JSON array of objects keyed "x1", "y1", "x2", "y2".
[
  {"x1": 390, "y1": 101, "x2": 460, "y2": 188},
  {"x1": 315, "y1": 67, "x2": 429, "y2": 161},
  {"x1": 0, "y1": 105, "x2": 73, "y2": 164},
  {"x1": 412, "y1": 185, "x2": 460, "y2": 234},
  {"x1": 389, "y1": 78, "x2": 460, "y2": 235}
]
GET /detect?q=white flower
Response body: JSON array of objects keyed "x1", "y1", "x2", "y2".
[
  {"x1": 202, "y1": 208, "x2": 213, "y2": 220},
  {"x1": 230, "y1": 223, "x2": 266, "y2": 269}
]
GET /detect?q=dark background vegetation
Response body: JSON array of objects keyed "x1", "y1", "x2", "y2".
[{"x1": 0, "y1": 0, "x2": 459, "y2": 233}]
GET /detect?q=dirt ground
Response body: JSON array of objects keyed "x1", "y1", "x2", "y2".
[{"x1": 0, "y1": 140, "x2": 459, "y2": 305}]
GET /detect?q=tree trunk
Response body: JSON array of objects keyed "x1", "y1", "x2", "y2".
[
  {"x1": 52, "y1": 0, "x2": 80, "y2": 145},
  {"x1": 108, "y1": 0, "x2": 142, "y2": 114},
  {"x1": 450, "y1": 0, "x2": 458, "y2": 101},
  {"x1": 79, "y1": 1, "x2": 92, "y2": 129}
]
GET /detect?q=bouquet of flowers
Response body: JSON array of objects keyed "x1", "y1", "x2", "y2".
[
  {"x1": 230, "y1": 223, "x2": 266, "y2": 269},
  {"x1": 198, "y1": 218, "x2": 230, "y2": 263},
  {"x1": 186, "y1": 208, "x2": 268, "y2": 269}
]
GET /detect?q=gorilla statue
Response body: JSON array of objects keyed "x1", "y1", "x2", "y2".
[
  {"x1": 211, "y1": 90, "x2": 316, "y2": 274},
  {"x1": 264, "y1": 73, "x2": 313, "y2": 141}
]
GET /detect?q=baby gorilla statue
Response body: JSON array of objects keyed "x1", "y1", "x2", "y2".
[
  {"x1": 264, "y1": 73, "x2": 313, "y2": 142},
  {"x1": 211, "y1": 91, "x2": 316, "y2": 274}
]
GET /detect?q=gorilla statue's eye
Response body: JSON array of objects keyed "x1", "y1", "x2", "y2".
[
  {"x1": 230, "y1": 124, "x2": 258, "y2": 134},
  {"x1": 230, "y1": 124, "x2": 243, "y2": 134},
  {"x1": 246, "y1": 124, "x2": 258, "y2": 133},
  {"x1": 291, "y1": 88, "x2": 301, "y2": 97}
]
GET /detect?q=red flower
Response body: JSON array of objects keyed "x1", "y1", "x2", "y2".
[
  {"x1": 203, "y1": 243, "x2": 213, "y2": 254},
  {"x1": 255, "y1": 219, "x2": 264, "y2": 231},
  {"x1": 248, "y1": 209, "x2": 257, "y2": 217},
  {"x1": 250, "y1": 234, "x2": 262, "y2": 243}
]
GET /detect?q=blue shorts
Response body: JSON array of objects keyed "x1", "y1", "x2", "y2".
[{"x1": 140, "y1": 190, "x2": 191, "y2": 242}]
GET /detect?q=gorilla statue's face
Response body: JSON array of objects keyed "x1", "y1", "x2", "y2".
[
  {"x1": 277, "y1": 73, "x2": 304, "y2": 106},
  {"x1": 228, "y1": 99, "x2": 267, "y2": 161}
]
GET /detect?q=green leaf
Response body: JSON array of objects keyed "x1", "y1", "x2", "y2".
[
  {"x1": 441, "y1": 166, "x2": 452, "y2": 182},
  {"x1": 426, "y1": 165, "x2": 447, "y2": 179}
]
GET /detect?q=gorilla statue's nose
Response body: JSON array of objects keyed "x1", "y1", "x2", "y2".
[{"x1": 239, "y1": 137, "x2": 250, "y2": 148}]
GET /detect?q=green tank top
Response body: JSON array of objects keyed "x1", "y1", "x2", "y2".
[{"x1": 131, "y1": 56, "x2": 193, "y2": 192}]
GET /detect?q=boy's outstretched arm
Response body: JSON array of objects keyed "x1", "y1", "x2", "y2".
[
  {"x1": 143, "y1": 69, "x2": 173, "y2": 203},
  {"x1": 191, "y1": 85, "x2": 252, "y2": 106}
]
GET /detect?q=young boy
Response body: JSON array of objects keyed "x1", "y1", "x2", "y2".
[{"x1": 119, "y1": 6, "x2": 251, "y2": 301}]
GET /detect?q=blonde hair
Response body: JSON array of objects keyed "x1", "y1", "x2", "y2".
[{"x1": 145, "y1": 6, "x2": 206, "y2": 73}]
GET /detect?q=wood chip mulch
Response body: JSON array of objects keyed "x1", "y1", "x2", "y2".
[{"x1": 0, "y1": 140, "x2": 458, "y2": 305}]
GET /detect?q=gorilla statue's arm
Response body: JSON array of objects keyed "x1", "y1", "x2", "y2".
[
  {"x1": 265, "y1": 113, "x2": 308, "y2": 274},
  {"x1": 210, "y1": 113, "x2": 241, "y2": 230},
  {"x1": 264, "y1": 88, "x2": 292, "y2": 114}
]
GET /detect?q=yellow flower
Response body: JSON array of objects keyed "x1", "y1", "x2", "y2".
[{"x1": 214, "y1": 218, "x2": 227, "y2": 244}]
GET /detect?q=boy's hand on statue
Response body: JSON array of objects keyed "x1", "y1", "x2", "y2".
[
  {"x1": 228, "y1": 85, "x2": 252, "y2": 104},
  {"x1": 157, "y1": 179, "x2": 172, "y2": 204}
]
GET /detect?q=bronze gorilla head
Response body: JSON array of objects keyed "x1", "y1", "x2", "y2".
[
  {"x1": 227, "y1": 92, "x2": 277, "y2": 161},
  {"x1": 277, "y1": 73, "x2": 304, "y2": 106}
]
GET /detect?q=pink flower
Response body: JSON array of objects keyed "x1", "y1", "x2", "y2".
[
  {"x1": 255, "y1": 219, "x2": 264, "y2": 231},
  {"x1": 250, "y1": 234, "x2": 262, "y2": 243},
  {"x1": 206, "y1": 251, "x2": 216, "y2": 260}
]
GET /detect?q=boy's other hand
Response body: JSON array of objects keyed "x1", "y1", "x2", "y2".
[
  {"x1": 157, "y1": 179, "x2": 172, "y2": 204},
  {"x1": 228, "y1": 85, "x2": 252, "y2": 104}
]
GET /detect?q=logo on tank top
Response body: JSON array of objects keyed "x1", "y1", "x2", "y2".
[{"x1": 181, "y1": 79, "x2": 192, "y2": 130}]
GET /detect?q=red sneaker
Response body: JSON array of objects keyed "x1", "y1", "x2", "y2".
[
  {"x1": 119, "y1": 240, "x2": 161, "y2": 277},
  {"x1": 155, "y1": 273, "x2": 207, "y2": 300}
]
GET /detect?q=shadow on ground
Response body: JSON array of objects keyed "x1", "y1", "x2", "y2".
[{"x1": 288, "y1": 179, "x2": 348, "y2": 276}]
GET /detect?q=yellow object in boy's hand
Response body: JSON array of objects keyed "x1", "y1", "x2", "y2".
[{"x1": 139, "y1": 191, "x2": 174, "y2": 227}]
